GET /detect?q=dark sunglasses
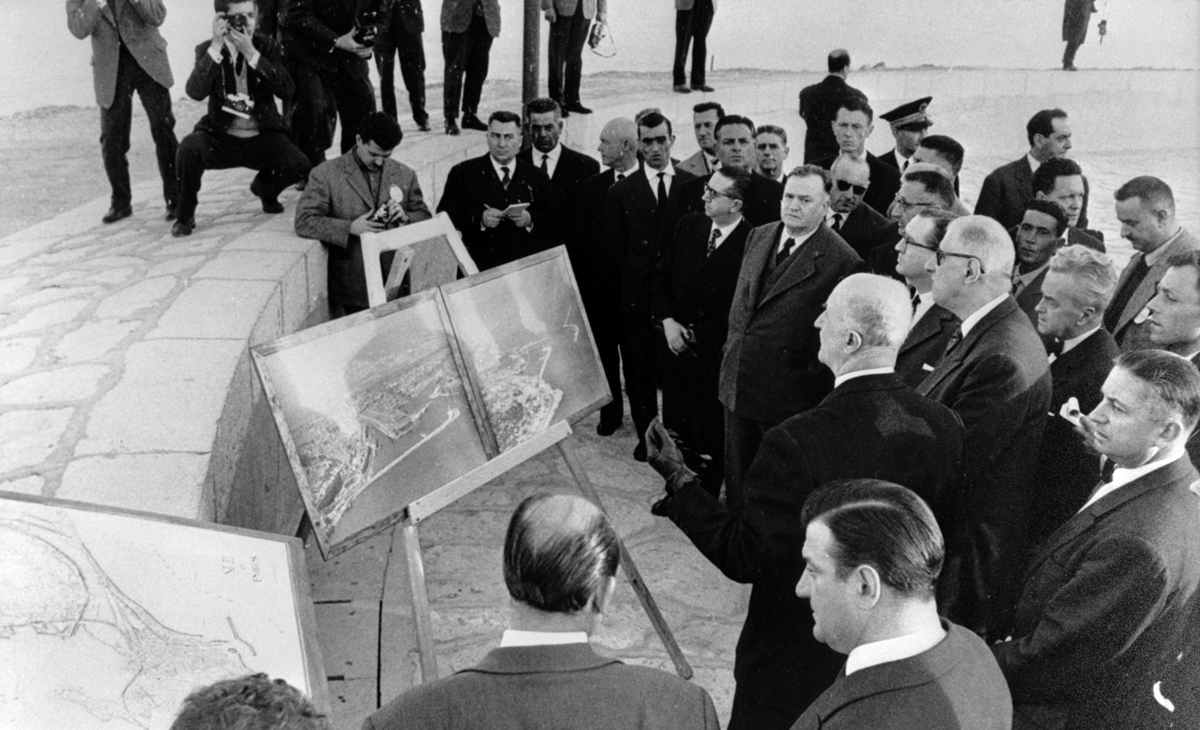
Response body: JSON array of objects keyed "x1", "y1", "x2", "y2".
[{"x1": 834, "y1": 179, "x2": 868, "y2": 196}]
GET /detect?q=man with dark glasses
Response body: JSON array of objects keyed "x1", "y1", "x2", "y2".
[{"x1": 826, "y1": 155, "x2": 892, "y2": 259}]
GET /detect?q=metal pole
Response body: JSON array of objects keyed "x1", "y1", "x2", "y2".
[{"x1": 522, "y1": 0, "x2": 540, "y2": 108}]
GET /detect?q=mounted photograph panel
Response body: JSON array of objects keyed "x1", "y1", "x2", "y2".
[{"x1": 0, "y1": 491, "x2": 326, "y2": 730}]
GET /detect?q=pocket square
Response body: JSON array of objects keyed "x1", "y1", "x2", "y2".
[{"x1": 922, "y1": 363, "x2": 935, "y2": 371}]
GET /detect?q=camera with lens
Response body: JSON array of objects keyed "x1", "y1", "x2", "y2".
[
  {"x1": 353, "y1": 9, "x2": 383, "y2": 47},
  {"x1": 224, "y1": 12, "x2": 251, "y2": 33}
]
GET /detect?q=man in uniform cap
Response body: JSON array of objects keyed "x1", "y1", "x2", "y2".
[{"x1": 878, "y1": 96, "x2": 933, "y2": 174}]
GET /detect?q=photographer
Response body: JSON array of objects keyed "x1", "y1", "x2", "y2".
[
  {"x1": 280, "y1": 0, "x2": 385, "y2": 167},
  {"x1": 173, "y1": 0, "x2": 310, "y2": 236}
]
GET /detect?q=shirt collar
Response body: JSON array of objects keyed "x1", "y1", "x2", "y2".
[
  {"x1": 959, "y1": 293, "x2": 1009, "y2": 339},
  {"x1": 779, "y1": 225, "x2": 818, "y2": 252},
  {"x1": 894, "y1": 148, "x2": 909, "y2": 170},
  {"x1": 1026, "y1": 152, "x2": 1043, "y2": 174},
  {"x1": 1058, "y1": 325, "x2": 1102, "y2": 358},
  {"x1": 1079, "y1": 446, "x2": 1187, "y2": 513},
  {"x1": 490, "y1": 155, "x2": 516, "y2": 180},
  {"x1": 709, "y1": 215, "x2": 743, "y2": 246},
  {"x1": 1013, "y1": 260, "x2": 1052, "y2": 288},
  {"x1": 845, "y1": 622, "x2": 946, "y2": 676},
  {"x1": 534, "y1": 143, "x2": 563, "y2": 172},
  {"x1": 499, "y1": 629, "x2": 589, "y2": 648},
  {"x1": 834, "y1": 366, "x2": 895, "y2": 389},
  {"x1": 645, "y1": 163, "x2": 676, "y2": 183},
  {"x1": 1145, "y1": 227, "x2": 1186, "y2": 268}
]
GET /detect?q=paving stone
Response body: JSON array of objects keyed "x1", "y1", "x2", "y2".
[
  {"x1": 148, "y1": 255, "x2": 207, "y2": 277},
  {"x1": 0, "y1": 299, "x2": 90, "y2": 337},
  {"x1": 621, "y1": 537, "x2": 747, "y2": 617},
  {"x1": 0, "y1": 238, "x2": 57, "y2": 268},
  {"x1": 378, "y1": 603, "x2": 423, "y2": 702},
  {"x1": 0, "y1": 475, "x2": 46, "y2": 495},
  {"x1": 314, "y1": 600, "x2": 379, "y2": 680},
  {"x1": 420, "y1": 543, "x2": 507, "y2": 608},
  {"x1": 325, "y1": 678, "x2": 376, "y2": 729},
  {"x1": 0, "y1": 276, "x2": 32, "y2": 302},
  {"x1": 225, "y1": 230, "x2": 320, "y2": 254},
  {"x1": 32, "y1": 245, "x2": 103, "y2": 265},
  {"x1": 74, "y1": 255, "x2": 146, "y2": 271},
  {"x1": 7, "y1": 286, "x2": 102, "y2": 309},
  {"x1": 146, "y1": 279, "x2": 277, "y2": 340},
  {"x1": 94, "y1": 276, "x2": 177, "y2": 318},
  {"x1": 82, "y1": 267, "x2": 140, "y2": 285},
  {"x1": 0, "y1": 365, "x2": 109, "y2": 404},
  {"x1": 0, "y1": 337, "x2": 40, "y2": 375},
  {"x1": 53, "y1": 319, "x2": 140, "y2": 363},
  {"x1": 57, "y1": 453, "x2": 209, "y2": 517},
  {"x1": 0, "y1": 408, "x2": 73, "y2": 472},
  {"x1": 415, "y1": 509, "x2": 509, "y2": 546},
  {"x1": 307, "y1": 527, "x2": 392, "y2": 602}
]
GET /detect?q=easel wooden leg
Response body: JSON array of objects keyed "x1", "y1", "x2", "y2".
[
  {"x1": 401, "y1": 512, "x2": 440, "y2": 682},
  {"x1": 557, "y1": 439, "x2": 694, "y2": 680}
]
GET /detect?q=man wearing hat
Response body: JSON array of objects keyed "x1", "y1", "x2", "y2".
[{"x1": 879, "y1": 97, "x2": 932, "y2": 174}]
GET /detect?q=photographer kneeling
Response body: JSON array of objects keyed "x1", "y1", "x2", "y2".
[{"x1": 173, "y1": 0, "x2": 311, "y2": 237}]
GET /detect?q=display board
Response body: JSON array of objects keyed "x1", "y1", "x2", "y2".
[{"x1": 0, "y1": 491, "x2": 326, "y2": 730}]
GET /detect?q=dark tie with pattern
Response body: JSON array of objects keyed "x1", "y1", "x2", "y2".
[
  {"x1": 500, "y1": 165, "x2": 511, "y2": 189},
  {"x1": 943, "y1": 328, "x2": 964, "y2": 357},
  {"x1": 656, "y1": 172, "x2": 668, "y2": 207},
  {"x1": 706, "y1": 229, "x2": 721, "y2": 257},
  {"x1": 1103, "y1": 254, "x2": 1151, "y2": 332},
  {"x1": 832, "y1": 213, "x2": 843, "y2": 231},
  {"x1": 775, "y1": 237, "x2": 796, "y2": 266}
]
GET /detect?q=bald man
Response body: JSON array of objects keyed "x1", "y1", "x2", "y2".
[
  {"x1": 649, "y1": 274, "x2": 964, "y2": 730},
  {"x1": 827, "y1": 154, "x2": 894, "y2": 259},
  {"x1": 365, "y1": 494, "x2": 718, "y2": 730}
]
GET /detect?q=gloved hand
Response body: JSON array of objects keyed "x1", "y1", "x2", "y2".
[{"x1": 645, "y1": 419, "x2": 697, "y2": 514}]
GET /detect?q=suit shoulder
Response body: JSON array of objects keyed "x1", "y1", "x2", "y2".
[{"x1": 675, "y1": 167, "x2": 699, "y2": 184}]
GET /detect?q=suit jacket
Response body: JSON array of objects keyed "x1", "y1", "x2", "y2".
[
  {"x1": 793, "y1": 621, "x2": 1013, "y2": 730},
  {"x1": 517, "y1": 144, "x2": 599, "y2": 249},
  {"x1": 363, "y1": 643, "x2": 720, "y2": 730},
  {"x1": 1063, "y1": 0, "x2": 1096, "y2": 42},
  {"x1": 720, "y1": 222, "x2": 862, "y2": 425},
  {"x1": 542, "y1": 0, "x2": 605, "y2": 20},
  {"x1": 280, "y1": 0, "x2": 380, "y2": 78},
  {"x1": 602, "y1": 166, "x2": 697, "y2": 316},
  {"x1": 1066, "y1": 225, "x2": 1104, "y2": 251},
  {"x1": 994, "y1": 456, "x2": 1200, "y2": 730},
  {"x1": 572, "y1": 166, "x2": 627, "y2": 305},
  {"x1": 813, "y1": 151, "x2": 901, "y2": 218},
  {"x1": 917, "y1": 297, "x2": 1052, "y2": 639},
  {"x1": 1029, "y1": 328, "x2": 1119, "y2": 545},
  {"x1": 663, "y1": 373, "x2": 965, "y2": 714},
  {"x1": 1110, "y1": 228, "x2": 1200, "y2": 351},
  {"x1": 385, "y1": 0, "x2": 425, "y2": 33},
  {"x1": 675, "y1": 0, "x2": 717, "y2": 9},
  {"x1": 1013, "y1": 266, "x2": 1050, "y2": 327},
  {"x1": 677, "y1": 149, "x2": 714, "y2": 177},
  {"x1": 976, "y1": 156, "x2": 1092, "y2": 231},
  {"x1": 797, "y1": 75, "x2": 867, "y2": 163},
  {"x1": 185, "y1": 36, "x2": 293, "y2": 135},
  {"x1": 895, "y1": 302, "x2": 959, "y2": 388},
  {"x1": 662, "y1": 172, "x2": 784, "y2": 253},
  {"x1": 66, "y1": 0, "x2": 172, "y2": 109},
  {"x1": 833, "y1": 201, "x2": 894, "y2": 259},
  {"x1": 437, "y1": 153, "x2": 553, "y2": 271},
  {"x1": 441, "y1": 0, "x2": 500, "y2": 35},
  {"x1": 294, "y1": 152, "x2": 432, "y2": 309}
]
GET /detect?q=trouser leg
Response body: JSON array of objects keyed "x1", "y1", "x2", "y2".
[
  {"x1": 100, "y1": 46, "x2": 137, "y2": 209},
  {"x1": 547, "y1": 14, "x2": 571, "y2": 103},
  {"x1": 133, "y1": 60, "x2": 178, "y2": 207},
  {"x1": 374, "y1": 28, "x2": 399, "y2": 120},
  {"x1": 672, "y1": 10, "x2": 693, "y2": 87},
  {"x1": 723, "y1": 409, "x2": 767, "y2": 516},
  {"x1": 620, "y1": 312, "x2": 658, "y2": 445},
  {"x1": 241, "y1": 132, "x2": 312, "y2": 200},
  {"x1": 397, "y1": 29, "x2": 428, "y2": 124},
  {"x1": 561, "y1": 4, "x2": 590, "y2": 104},
  {"x1": 689, "y1": 0, "x2": 714, "y2": 86},
  {"x1": 333, "y1": 70, "x2": 376, "y2": 155},
  {"x1": 289, "y1": 63, "x2": 337, "y2": 167},
  {"x1": 442, "y1": 30, "x2": 469, "y2": 119},
  {"x1": 1063, "y1": 39, "x2": 1082, "y2": 66},
  {"x1": 174, "y1": 130, "x2": 224, "y2": 222},
  {"x1": 461, "y1": 13, "x2": 493, "y2": 116}
]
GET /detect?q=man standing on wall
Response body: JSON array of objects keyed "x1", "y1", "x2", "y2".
[
  {"x1": 543, "y1": 0, "x2": 604, "y2": 115},
  {"x1": 441, "y1": 0, "x2": 501, "y2": 135},
  {"x1": 671, "y1": 0, "x2": 715, "y2": 94}
]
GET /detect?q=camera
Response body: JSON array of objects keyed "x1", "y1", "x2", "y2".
[
  {"x1": 224, "y1": 12, "x2": 251, "y2": 33},
  {"x1": 353, "y1": 9, "x2": 383, "y2": 47}
]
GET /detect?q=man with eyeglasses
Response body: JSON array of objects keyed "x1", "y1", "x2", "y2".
[
  {"x1": 826, "y1": 154, "x2": 893, "y2": 259},
  {"x1": 867, "y1": 167, "x2": 956, "y2": 279},
  {"x1": 893, "y1": 208, "x2": 961, "y2": 387},
  {"x1": 917, "y1": 215, "x2": 1052, "y2": 643},
  {"x1": 1011, "y1": 199, "x2": 1070, "y2": 326}
]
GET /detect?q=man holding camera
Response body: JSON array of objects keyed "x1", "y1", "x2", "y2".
[
  {"x1": 280, "y1": 0, "x2": 383, "y2": 167},
  {"x1": 173, "y1": 0, "x2": 311, "y2": 237}
]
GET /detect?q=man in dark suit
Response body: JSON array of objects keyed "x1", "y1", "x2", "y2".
[
  {"x1": 995, "y1": 350, "x2": 1200, "y2": 730},
  {"x1": 753, "y1": 124, "x2": 789, "y2": 183},
  {"x1": 662, "y1": 115, "x2": 784, "y2": 242},
  {"x1": 813, "y1": 97, "x2": 900, "y2": 217},
  {"x1": 603, "y1": 112, "x2": 696, "y2": 459},
  {"x1": 975, "y1": 108, "x2": 1090, "y2": 231},
  {"x1": 793, "y1": 480, "x2": 1011, "y2": 730},
  {"x1": 877, "y1": 96, "x2": 933, "y2": 174},
  {"x1": 671, "y1": 0, "x2": 715, "y2": 93},
  {"x1": 798, "y1": 49, "x2": 866, "y2": 163},
  {"x1": 518, "y1": 97, "x2": 599, "y2": 249},
  {"x1": 893, "y1": 208, "x2": 961, "y2": 387},
  {"x1": 719, "y1": 166, "x2": 862, "y2": 514},
  {"x1": 437, "y1": 110, "x2": 552, "y2": 271},
  {"x1": 913, "y1": 133, "x2": 964, "y2": 197},
  {"x1": 1062, "y1": 0, "x2": 1098, "y2": 70},
  {"x1": 543, "y1": 0, "x2": 604, "y2": 114},
  {"x1": 648, "y1": 274, "x2": 964, "y2": 730},
  {"x1": 1144, "y1": 250, "x2": 1200, "y2": 467},
  {"x1": 440, "y1": 0, "x2": 500, "y2": 135},
  {"x1": 67, "y1": 0, "x2": 178, "y2": 224},
  {"x1": 1012, "y1": 200, "x2": 1071, "y2": 325},
  {"x1": 652, "y1": 168, "x2": 752, "y2": 496},
  {"x1": 174, "y1": 0, "x2": 311, "y2": 237},
  {"x1": 280, "y1": 0, "x2": 380, "y2": 167},
  {"x1": 295, "y1": 112, "x2": 432, "y2": 317},
  {"x1": 868, "y1": 166, "x2": 957, "y2": 281},
  {"x1": 826, "y1": 154, "x2": 894, "y2": 259},
  {"x1": 575, "y1": 118, "x2": 639, "y2": 436},
  {"x1": 373, "y1": 0, "x2": 428, "y2": 130},
  {"x1": 919, "y1": 215, "x2": 1052, "y2": 641},
  {"x1": 1032, "y1": 157, "x2": 1104, "y2": 249},
  {"x1": 1105, "y1": 176, "x2": 1200, "y2": 352},
  {"x1": 1028, "y1": 244, "x2": 1120, "y2": 545},
  {"x1": 364, "y1": 493, "x2": 720, "y2": 730}
]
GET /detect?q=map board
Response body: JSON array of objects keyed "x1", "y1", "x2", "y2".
[
  {"x1": 0, "y1": 491, "x2": 326, "y2": 730},
  {"x1": 253, "y1": 247, "x2": 611, "y2": 557}
]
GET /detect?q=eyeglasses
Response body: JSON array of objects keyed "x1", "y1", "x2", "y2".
[
  {"x1": 900, "y1": 236, "x2": 936, "y2": 253},
  {"x1": 834, "y1": 179, "x2": 868, "y2": 196},
  {"x1": 935, "y1": 249, "x2": 985, "y2": 273},
  {"x1": 893, "y1": 195, "x2": 934, "y2": 211},
  {"x1": 703, "y1": 184, "x2": 738, "y2": 201}
]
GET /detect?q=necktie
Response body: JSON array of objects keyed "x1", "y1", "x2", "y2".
[
  {"x1": 1103, "y1": 254, "x2": 1151, "y2": 332},
  {"x1": 1012, "y1": 272, "x2": 1025, "y2": 296},
  {"x1": 656, "y1": 172, "x2": 668, "y2": 206},
  {"x1": 616, "y1": 172, "x2": 625, "y2": 182},
  {"x1": 1047, "y1": 338, "x2": 1064, "y2": 359},
  {"x1": 1099, "y1": 458, "x2": 1117, "y2": 485},
  {"x1": 775, "y1": 237, "x2": 796, "y2": 266},
  {"x1": 832, "y1": 213, "x2": 843, "y2": 231},
  {"x1": 500, "y1": 166, "x2": 511, "y2": 189},
  {"x1": 943, "y1": 328, "x2": 964, "y2": 357},
  {"x1": 902, "y1": 158, "x2": 909, "y2": 173},
  {"x1": 706, "y1": 229, "x2": 721, "y2": 257},
  {"x1": 540, "y1": 154, "x2": 549, "y2": 177}
]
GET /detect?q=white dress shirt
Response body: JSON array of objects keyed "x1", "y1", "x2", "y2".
[
  {"x1": 845, "y1": 623, "x2": 946, "y2": 676},
  {"x1": 959, "y1": 294, "x2": 1009, "y2": 339},
  {"x1": 911, "y1": 291, "x2": 935, "y2": 333},
  {"x1": 834, "y1": 366, "x2": 895, "y2": 389},
  {"x1": 708, "y1": 215, "x2": 743, "y2": 251},
  {"x1": 490, "y1": 155, "x2": 516, "y2": 183},
  {"x1": 1079, "y1": 446, "x2": 1187, "y2": 512},
  {"x1": 776, "y1": 225, "x2": 818, "y2": 257},
  {"x1": 499, "y1": 629, "x2": 589, "y2": 647},
  {"x1": 644, "y1": 163, "x2": 677, "y2": 203},
  {"x1": 534, "y1": 143, "x2": 563, "y2": 179},
  {"x1": 1051, "y1": 325, "x2": 1103, "y2": 363},
  {"x1": 1026, "y1": 153, "x2": 1042, "y2": 175}
]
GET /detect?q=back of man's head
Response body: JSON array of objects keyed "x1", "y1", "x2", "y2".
[
  {"x1": 828, "y1": 49, "x2": 851, "y2": 74},
  {"x1": 503, "y1": 494, "x2": 620, "y2": 614},
  {"x1": 1026, "y1": 108, "x2": 1068, "y2": 147},
  {"x1": 801, "y1": 479, "x2": 944, "y2": 600},
  {"x1": 169, "y1": 674, "x2": 329, "y2": 730},
  {"x1": 913, "y1": 208, "x2": 962, "y2": 249},
  {"x1": 831, "y1": 273, "x2": 913, "y2": 350},
  {"x1": 718, "y1": 167, "x2": 754, "y2": 203},
  {"x1": 946, "y1": 215, "x2": 1016, "y2": 276},
  {"x1": 1031, "y1": 157, "x2": 1083, "y2": 196},
  {"x1": 917, "y1": 135, "x2": 964, "y2": 176},
  {"x1": 1114, "y1": 175, "x2": 1176, "y2": 216},
  {"x1": 358, "y1": 111, "x2": 402, "y2": 150},
  {"x1": 1116, "y1": 349, "x2": 1200, "y2": 435},
  {"x1": 902, "y1": 168, "x2": 955, "y2": 209}
]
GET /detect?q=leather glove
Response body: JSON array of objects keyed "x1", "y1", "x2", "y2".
[{"x1": 645, "y1": 418, "x2": 697, "y2": 514}]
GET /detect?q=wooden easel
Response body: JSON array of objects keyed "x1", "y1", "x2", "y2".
[
  {"x1": 360, "y1": 212, "x2": 478, "y2": 308},
  {"x1": 399, "y1": 421, "x2": 693, "y2": 682}
]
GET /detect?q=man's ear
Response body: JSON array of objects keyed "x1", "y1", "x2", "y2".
[
  {"x1": 855, "y1": 565, "x2": 882, "y2": 608},
  {"x1": 592, "y1": 576, "x2": 618, "y2": 615}
]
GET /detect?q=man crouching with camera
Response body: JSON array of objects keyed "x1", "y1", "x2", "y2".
[{"x1": 172, "y1": 0, "x2": 311, "y2": 236}]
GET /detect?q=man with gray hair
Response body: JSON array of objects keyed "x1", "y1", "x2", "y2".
[
  {"x1": 364, "y1": 493, "x2": 719, "y2": 730},
  {"x1": 1029, "y1": 244, "x2": 1120, "y2": 544},
  {"x1": 919, "y1": 215, "x2": 1052, "y2": 641},
  {"x1": 648, "y1": 273, "x2": 963, "y2": 730}
]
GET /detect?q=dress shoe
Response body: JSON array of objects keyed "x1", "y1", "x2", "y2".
[
  {"x1": 1063, "y1": 63, "x2": 1078, "y2": 71},
  {"x1": 415, "y1": 117, "x2": 431, "y2": 132},
  {"x1": 171, "y1": 219, "x2": 195, "y2": 237},
  {"x1": 672, "y1": 85, "x2": 692, "y2": 94},
  {"x1": 102, "y1": 205, "x2": 133, "y2": 224},
  {"x1": 445, "y1": 119, "x2": 461, "y2": 136},
  {"x1": 249, "y1": 178, "x2": 285, "y2": 214},
  {"x1": 633, "y1": 442, "x2": 648, "y2": 462},
  {"x1": 460, "y1": 113, "x2": 488, "y2": 131},
  {"x1": 165, "y1": 202, "x2": 178, "y2": 221},
  {"x1": 596, "y1": 417, "x2": 622, "y2": 437},
  {"x1": 563, "y1": 102, "x2": 592, "y2": 115},
  {"x1": 690, "y1": 84, "x2": 715, "y2": 93}
]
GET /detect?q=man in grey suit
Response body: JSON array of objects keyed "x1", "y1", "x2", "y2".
[
  {"x1": 719, "y1": 165, "x2": 861, "y2": 515},
  {"x1": 441, "y1": 0, "x2": 500, "y2": 135},
  {"x1": 294, "y1": 112, "x2": 432, "y2": 317},
  {"x1": 543, "y1": 0, "x2": 605, "y2": 115},
  {"x1": 67, "y1": 0, "x2": 178, "y2": 224},
  {"x1": 677, "y1": 101, "x2": 723, "y2": 177},
  {"x1": 1104, "y1": 176, "x2": 1200, "y2": 351},
  {"x1": 363, "y1": 493, "x2": 720, "y2": 730}
]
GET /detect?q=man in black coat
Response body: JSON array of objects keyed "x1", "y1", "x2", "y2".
[
  {"x1": 893, "y1": 208, "x2": 961, "y2": 387},
  {"x1": 1028, "y1": 244, "x2": 1120, "y2": 545},
  {"x1": 517, "y1": 98, "x2": 599, "y2": 250},
  {"x1": 1062, "y1": 0, "x2": 1098, "y2": 70},
  {"x1": 652, "y1": 169, "x2": 752, "y2": 496},
  {"x1": 1032, "y1": 157, "x2": 1104, "y2": 249},
  {"x1": 174, "y1": 0, "x2": 311, "y2": 236},
  {"x1": 373, "y1": 0, "x2": 428, "y2": 129},
  {"x1": 812, "y1": 96, "x2": 900, "y2": 218},
  {"x1": 918, "y1": 215, "x2": 1052, "y2": 641},
  {"x1": 437, "y1": 110, "x2": 552, "y2": 271},
  {"x1": 798, "y1": 49, "x2": 866, "y2": 164},
  {"x1": 649, "y1": 273, "x2": 965, "y2": 730},
  {"x1": 825, "y1": 154, "x2": 894, "y2": 259},
  {"x1": 1144, "y1": 250, "x2": 1200, "y2": 467}
]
